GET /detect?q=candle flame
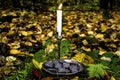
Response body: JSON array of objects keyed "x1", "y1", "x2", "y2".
[{"x1": 58, "y1": 3, "x2": 62, "y2": 9}]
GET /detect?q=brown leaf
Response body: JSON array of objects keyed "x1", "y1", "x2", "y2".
[{"x1": 42, "y1": 77, "x2": 53, "y2": 80}]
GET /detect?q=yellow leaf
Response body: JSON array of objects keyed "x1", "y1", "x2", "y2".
[
  {"x1": 32, "y1": 59, "x2": 39, "y2": 69},
  {"x1": 47, "y1": 31, "x2": 53, "y2": 37},
  {"x1": 82, "y1": 40, "x2": 88, "y2": 45},
  {"x1": 19, "y1": 51, "x2": 27, "y2": 55},
  {"x1": 38, "y1": 62, "x2": 43, "y2": 70},
  {"x1": 27, "y1": 31, "x2": 33, "y2": 36},
  {"x1": 20, "y1": 10, "x2": 27, "y2": 16},
  {"x1": 8, "y1": 41, "x2": 20, "y2": 49},
  {"x1": 4, "y1": 70, "x2": 11, "y2": 75},
  {"x1": 10, "y1": 49, "x2": 20, "y2": 54},
  {"x1": 72, "y1": 53, "x2": 94, "y2": 65},
  {"x1": 24, "y1": 41, "x2": 32, "y2": 46},
  {"x1": 74, "y1": 26, "x2": 80, "y2": 33},
  {"x1": 1, "y1": 36, "x2": 8, "y2": 43},
  {"x1": 114, "y1": 51, "x2": 120, "y2": 57},
  {"x1": 88, "y1": 31, "x2": 94, "y2": 35},
  {"x1": 99, "y1": 48, "x2": 106, "y2": 55},
  {"x1": 32, "y1": 59, "x2": 43, "y2": 70},
  {"x1": 61, "y1": 56, "x2": 68, "y2": 59},
  {"x1": 6, "y1": 56, "x2": 16, "y2": 62},
  {"x1": 101, "y1": 23, "x2": 107, "y2": 32},
  {"x1": 63, "y1": 26, "x2": 69, "y2": 31},
  {"x1": 71, "y1": 76, "x2": 79, "y2": 80},
  {"x1": 95, "y1": 34, "x2": 104, "y2": 39},
  {"x1": 81, "y1": 46, "x2": 91, "y2": 52},
  {"x1": 27, "y1": 53, "x2": 34, "y2": 57},
  {"x1": 70, "y1": 44, "x2": 77, "y2": 50},
  {"x1": 79, "y1": 34, "x2": 86, "y2": 37},
  {"x1": 110, "y1": 44, "x2": 116, "y2": 48},
  {"x1": 6, "y1": 61, "x2": 14, "y2": 66},
  {"x1": 66, "y1": 32, "x2": 72, "y2": 37},
  {"x1": 40, "y1": 34, "x2": 48, "y2": 41},
  {"x1": 12, "y1": 18, "x2": 18, "y2": 23},
  {"x1": 110, "y1": 76, "x2": 116, "y2": 80},
  {"x1": 45, "y1": 44, "x2": 55, "y2": 53},
  {"x1": 7, "y1": 30, "x2": 15, "y2": 35},
  {"x1": 29, "y1": 37, "x2": 37, "y2": 43},
  {"x1": 21, "y1": 31, "x2": 28, "y2": 36},
  {"x1": 86, "y1": 24, "x2": 92, "y2": 28},
  {"x1": 2, "y1": 13, "x2": 7, "y2": 16},
  {"x1": 10, "y1": 12, "x2": 17, "y2": 16},
  {"x1": 100, "y1": 56, "x2": 111, "y2": 62}
]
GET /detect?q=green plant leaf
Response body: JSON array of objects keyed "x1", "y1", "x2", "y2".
[
  {"x1": 87, "y1": 64, "x2": 108, "y2": 79},
  {"x1": 44, "y1": 39, "x2": 52, "y2": 47},
  {"x1": 86, "y1": 50, "x2": 99, "y2": 61},
  {"x1": 33, "y1": 50, "x2": 45, "y2": 62},
  {"x1": 86, "y1": 35, "x2": 97, "y2": 44},
  {"x1": 61, "y1": 39, "x2": 70, "y2": 47},
  {"x1": 47, "y1": 50, "x2": 57, "y2": 59},
  {"x1": 102, "y1": 52, "x2": 114, "y2": 58},
  {"x1": 100, "y1": 60, "x2": 110, "y2": 66},
  {"x1": 111, "y1": 57, "x2": 120, "y2": 63},
  {"x1": 60, "y1": 47, "x2": 69, "y2": 55},
  {"x1": 110, "y1": 64, "x2": 120, "y2": 80}
]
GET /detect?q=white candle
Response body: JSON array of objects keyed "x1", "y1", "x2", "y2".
[
  {"x1": 57, "y1": 10, "x2": 62, "y2": 36},
  {"x1": 57, "y1": 3, "x2": 62, "y2": 37}
]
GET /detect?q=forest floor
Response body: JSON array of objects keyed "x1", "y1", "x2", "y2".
[{"x1": 0, "y1": 8, "x2": 120, "y2": 79}]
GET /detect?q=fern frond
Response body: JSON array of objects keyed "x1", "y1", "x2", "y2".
[{"x1": 87, "y1": 64, "x2": 108, "y2": 79}]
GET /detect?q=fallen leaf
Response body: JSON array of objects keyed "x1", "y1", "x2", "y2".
[
  {"x1": 114, "y1": 51, "x2": 120, "y2": 57},
  {"x1": 100, "y1": 56, "x2": 111, "y2": 62},
  {"x1": 110, "y1": 76, "x2": 116, "y2": 80},
  {"x1": 6, "y1": 56, "x2": 16, "y2": 62},
  {"x1": 86, "y1": 23, "x2": 93, "y2": 29},
  {"x1": 41, "y1": 77, "x2": 53, "y2": 80},
  {"x1": 20, "y1": 31, "x2": 28, "y2": 36},
  {"x1": 4, "y1": 70, "x2": 11, "y2": 75},
  {"x1": 32, "y1": 59, "x2": 43, "y2": 70},
  {"x1": 27, "y1": 31, "x2": 33, "y2": 35},
  {"x1": 101, "y1": 23, "x2": 107, "y2": 32},
  {"x1": 99, "y1": 48, "x2": 106, "y2": 55},
  {"x1": 24, "y1": 41, "x2": 33, "y2": 46},
  {"x1": 70, "y1": 44, "x2": 77, "y2": 49},
  {"x1": 10, "y1": 49, "x2": 20, "y2": 54},
  {"x1": 95, "y1": 34, "x2": 104, "y2": 39},
  {"x1": 81, "y1": 46, "x2": 91, "y2": 52},
  {"x1": 72, "y1": 53, "x2": 94, "y2": 65},
  {"x1": 47, "y1": 31, "x2": 53, "y2": 37},
  {"x1": 79, "y1": 34, "x2": 86, "y2": 37},
  {"x1": 7, "y1": 30, "x2": 15, "y2": 35},
  {"x1": 82, "y1": 39, "x2": 88, "y2": 45},
  {"x1": 45, "y1": 43, "x2": 55, "y2": 54},
  {"x1": 88, "y1": 31, "x2": 94, "y2": 35},
  {"x1": 71, "y1": 76, "x2": 79, "y2": 80}
]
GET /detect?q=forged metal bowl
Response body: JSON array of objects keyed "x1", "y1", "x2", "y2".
[{"x1": 42, "y1": 59, "x2": 84, "y2": 76}]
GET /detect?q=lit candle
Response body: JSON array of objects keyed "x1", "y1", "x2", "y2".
[{"x1": 57, "y1": 3, "x2": 62, "y2": 37}]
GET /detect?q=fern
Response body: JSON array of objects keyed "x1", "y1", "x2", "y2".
[
  {"x1": 33, "y1": 39, "x2": 71, "y2": 62},
  {"x1": 87, "y1": 64, "x2": 108, "y2": 79}
]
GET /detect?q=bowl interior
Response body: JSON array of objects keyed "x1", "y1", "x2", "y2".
[{"x1": 42, "y1": 59, "x2": 84, "y2": 76}]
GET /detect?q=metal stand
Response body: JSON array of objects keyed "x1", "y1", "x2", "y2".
[
  {"x1": 57, "y1": 37, "x2": 61, "y2": 59},
  {"x1": 42, "y1": 34, "x2": 85, "y2": 76}
]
